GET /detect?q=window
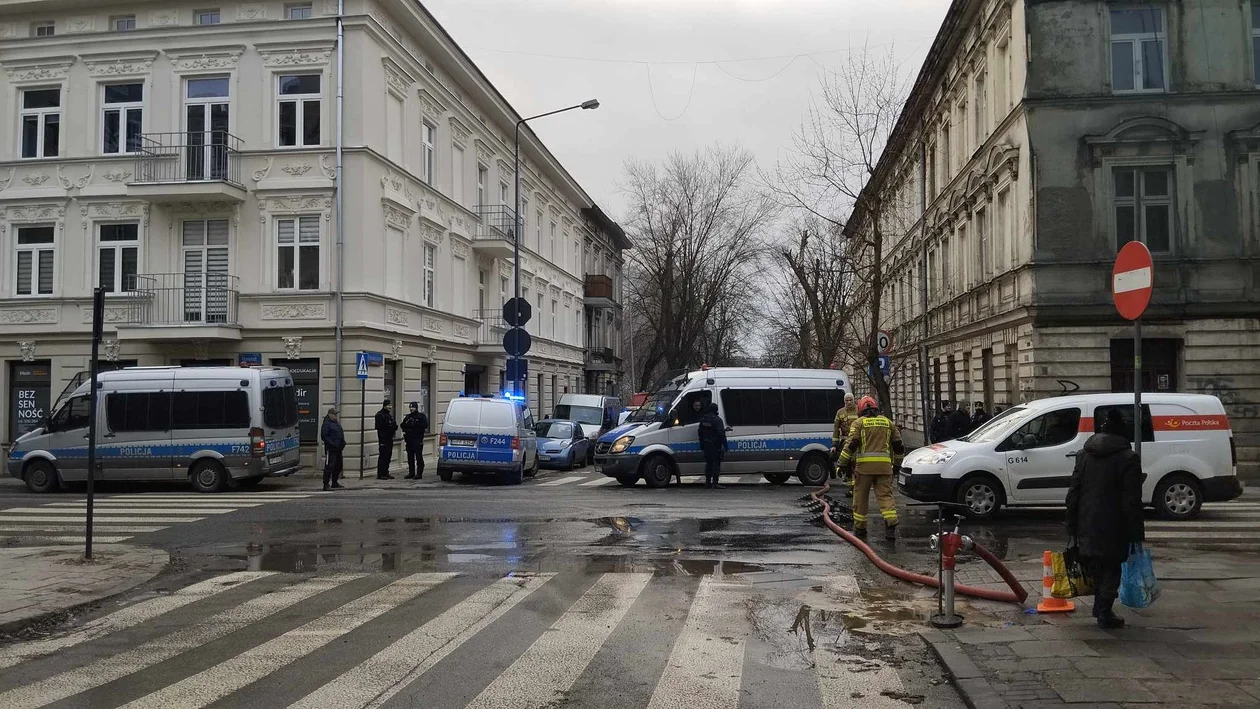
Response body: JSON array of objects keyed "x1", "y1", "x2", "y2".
[
  {"x1": 672, "y1": 390, "x2": 712, "y2": 427},
  {"x1": 423, "y1": 243, "x2": 436, "y2": 307},
  {"x1": 111, "y1": 15, "x2": 137, "y2": 31},
  {"x1": 285, "y1": 2, "x2": 313, "y2": 19},
  {"x1": 1093, "y1": 404, "x2": 1154, "y2": 443},
  {"x1": 52, "y1": 396, "x2": 92, "y2": 432},
  {"x1": 20, "y1": 88, "x2": 60, "y2": 159},
  {"x1": 421, "y1": 122, "x2": 435, "y2": 185},
  {"x1": 1111, "y1": 7, "x2": 1166, "y2": 92},
  {"x1": 549, "y1": 221, "x2": 556, "y2": 260},
  {"x1": 550, "y1": 299, "x2": 557, "y2": 338},
  {"x1": 521, "y1": 197, "x2": 530, "y2": 244},
  {"x1": 536, "y1": 211, "x2": 543, "y2": 250},
  {"x1": 107, "y1": 392, "x2": 173, "y2": 432},
  {"x1": 15, "y1": 226, "x2": 55, "y2": 296},
  {"x1": 976, "y1": 207, "x2": 988, "y2": 280},
  {"x1": 195, "y1": 9, "x2": 221, "y2": 25},
  {"x1": 32, "y1": 21, "x2": 54, "y2": 37},
  {"x1": 277, "y1": 74, "x2": 320, "y2": 147},
  {"x1": 721, "y1": 389, "x2": 785, "y2": 427},
  {"x1": 996, "y1": 188, "x2": 1009, "y2": 272},
  {"x1": 1253, "y1": 3, "x2": 1260, "y2": 87},
  {"x1": 974, "y1": 74, "x2": 987, "y2": 144},
  {"x1": 941, "y1": 123, "x2": 951, "y2": 179},
  {"x1": 782, "y1": 389, "x2": 846, "y2": 425},
  {"x1": 500, "y1": 276, "x2": 508, "y2": 304},
  {"x1": 98, "y1": 223, "x2": 140, "y2": 293},
  {"x1": 499, "y1": 181, "x2": 509, "y2": 207},
  {"x1": 573, "y1": 240, "x2": 580, "y2": 273},
  {"x1": 1000, "y1": 408, "x2": 1081, "y2": 451},
  {"x1": 1114, "y1": 167, "x2": 1172, "y2": 252},
  {"x1": 102, "y1": 83, "x2": 144, "y2": 155},
  {"x1": 476, "y1": 166, "x2": 487, "y2": 208},
  {"x1": 171, "y1": 391, "x2": 250, "y2": 429},
  {"x1": 261, "y1": 386, "x2": 298, "y2": 428},
  {"x1": 452, "y1": 145, "x2": 465, "y2": 203},
  {"x1": 276, "y1": 215, "x2": 319, "y2": 290}
]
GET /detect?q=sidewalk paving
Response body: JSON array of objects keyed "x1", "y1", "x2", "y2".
[
  {"x1": 0, "y1": 545, "x2": 168, "y2": 635},
  {"x1": 921, "y1": 550, "x2": 1260, "y2": 708}
]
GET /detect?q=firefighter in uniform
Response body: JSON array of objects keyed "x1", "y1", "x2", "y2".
[
  {"x1": 830, "y1": 393, "x2": 860, "y2": 496},
  {"x1": 839, "y1": 396, "x2": 905, "y2": 540}
]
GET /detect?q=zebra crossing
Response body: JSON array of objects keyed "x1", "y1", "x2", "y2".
[
  {"x1": 0, "y1": 491, "x2": 313, "y2": 545},
  {"x1": 0, "y1": 568, "x2": 915, "y2": 709},
  {"x1": 1144, "y1": 501, "x2": 1260, "y2": 547},
  {"x1": 530, "y1": 472, "x2": 806, "y2": 487}
]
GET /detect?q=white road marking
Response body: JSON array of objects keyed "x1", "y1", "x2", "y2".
[
  {"x1": 43, "y1": 501, "x2": 265, "y2": 508},
  {"x1": 0, "y1": 573, "x2": 364, "y2": 709},
  {"x1": 119, "y1": 572, "x2": 456, "y2": 709},
  {"x1": 579, "y1": 477, "x2": 617, "y2": 487},
  {"x1": 647, "y1": 577, "x2": 750, "y2": 709},
  {"x1": 1145, "y1": 531, "x2": 1259, "y2": 540},
  {"x1": 291, "y1": 573, "x2": 554, "y2": 709},
  {"x1": 1202, "y1": 503, "x2": 1260, "y2": 509},
  {"x1": 0, "y1": 571, "x2": 274, "y2": 670},
  {"x1": 536, "y1": 476, "x2": 584, "y2": 487},
  {"x1": 465, "y1": 573, "x2": 652, "y2": 709},
  {"x1": 816, "y1": 650, "x2": 907, "y2": 709},
  {"x1": 1147, "y1": 522, "x2": 1260, "y2": 530},
  {"x1": 2, "y1": 507, "x2": 234, "y2": 515},
  {"x1": 0, "y1": 525, "x2": 166, "y2": 533},
  {"x1": 0, "y1": 535, "x2": 132, "y2": 543},
  {"x1": 0, "y1": 515, "x2": 204, "y2": 523},
  {"x1": 739, "y1": 475, "x2": 763, "y2": 485}
]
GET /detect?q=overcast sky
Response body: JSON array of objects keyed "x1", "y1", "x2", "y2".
[{"x1": 423, "y1": 0, "x2": 948, "y2": 222}]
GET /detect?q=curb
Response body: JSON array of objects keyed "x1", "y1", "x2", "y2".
[
  {"x1": 919, "y1": 629, "x2": 1010, "y2": 709},
  {"x1": 0, "y1": 546, "x2": 170, "y2": 637}
]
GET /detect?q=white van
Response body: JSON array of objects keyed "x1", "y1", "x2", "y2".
[
  {"x1": 7, "y1": 366, "x2": 301, "y2": 493},
  {"x1": 554, "y1": 393, "x2": 621, "y2": 464},
  {"x1": 898, "y1": 393, "x2": 1241, "y2": 520},
  {"x1": 592, "y1": 368, "x2": 851, "y2": 487},
  {"x1": 437, "y1": 395, "x2": 539, "y2": 484}
]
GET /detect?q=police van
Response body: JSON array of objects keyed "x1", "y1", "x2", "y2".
[
  {"x1": 437, "y1": 395, "x2": 539, "y2": 485},
  {"x1": 8, "y1": 366, "x2": 301, "y2": 493},
  {"x1": 898, "y1": 392, "x2": 1242, "y2": 520},
  {"x1": 592, "y1": 368, "x2": 851, "y2": 487}
]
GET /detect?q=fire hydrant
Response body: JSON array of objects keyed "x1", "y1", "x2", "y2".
[{"x1": 929, "y1": 520, "x2": 974, "y2": 629}]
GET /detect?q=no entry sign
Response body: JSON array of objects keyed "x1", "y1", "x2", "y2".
[{"x1": 1112, "y1": 241, "x2": 1153, "y2": 321}]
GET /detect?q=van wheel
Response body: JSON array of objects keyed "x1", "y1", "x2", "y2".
[
  {"x1": 616, "y1": 475, "x2": 639, "y2": 487},
  {"x1": 1154, "y1": 474, "x2": 1202, "y2": 520},
  {"x1": 642, "y1": 455, "x2": 674, "y2": 488},
  {"x1": 796, "y1": 453, "x2": 830, "y2": 487},
  {"x1": 190, "y1": 460, "x2": 228, "y2": 493},
  {"x1": 764, "y1": 473, "x2": 791, "y2": 485},
  {"x1": 526, "y1": 455, "x2": 539, "y2": 478},
  {"x1": 956, "y1": 474, "x2": 1005, "y2": 520},
  {"x1": 502, "y1": 465, "x2": 524, "y2": 486},
  {"x1": 24, "y1": 460, "x2": 60, "y2": 494}
]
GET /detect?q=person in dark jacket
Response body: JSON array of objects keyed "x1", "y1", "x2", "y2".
[
  {"x1": 697, "y1": 402, "x2": 728, "y2": 489},
  {"x1": 400, "y1": 402, "x2": 429, "y2": 480},
  {"x1": 374, "y1": 399, "x2": 398, "y2": 480},
  {"x1": 320, "y1": 407, "x2": 346, "y2": 491},
  {"x1": 949, "y1": 401, "x2": 973, "y2": 438},
  {"x1": 971, "y1": 402, "x2": 991, "y2": 431},
  {"x1": 930, "y1": 402, "x2": 953, "y2": 443},
  {"x1": 1065, "y1": 409, "x2": 1145, "y2": 629}
]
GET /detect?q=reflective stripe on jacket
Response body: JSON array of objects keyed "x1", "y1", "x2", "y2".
[
  {"x1": 838, "y1": 415, "x2": 905, "y2": 476},
  {"x1": 832, "y1": 405, "x2": 860, "y2": 446}
]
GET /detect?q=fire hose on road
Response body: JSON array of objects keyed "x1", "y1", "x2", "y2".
[{"x1": 808, "y1": 484, "x2": 1028, "y2": 604}]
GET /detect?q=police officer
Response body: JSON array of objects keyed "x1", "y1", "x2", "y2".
[
  {"x1": 697, "y1": 402, "x2": 728, "y2": 489},
  {"x1": 839, "y1": 396, "x2": 905, "y2": 540},
  {"x1": 374, "y1": 399, "x2": 398, "y2": 480},
  {"x1": 930, "y1": 401, "x2": 953, "y2": 443},
  {"x1": 400, "y1": 402, "x2": 429, "y2": 480},
  {"x1": 830, "y1": 393, "x2": 860, "y2": 493}
]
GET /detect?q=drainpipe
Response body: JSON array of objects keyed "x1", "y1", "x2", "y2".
[
  {"x1": 334, "y1": 0, "x2": 346, "y2": 406},
  {"x1": 919, "y1": 142, "x2": 931, "y2": 440}
]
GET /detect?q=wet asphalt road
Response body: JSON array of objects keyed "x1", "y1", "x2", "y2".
[{"x1": 0, "y1": 465, "x2": 1089, "y2": 708}]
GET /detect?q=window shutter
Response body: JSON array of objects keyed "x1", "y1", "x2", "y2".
[
  {"x1": 277, "y1": 218, "x2": 295, "y2": 245},
  {"x1": 298, "y1": 215, "x2": 319, "y2": 243}
]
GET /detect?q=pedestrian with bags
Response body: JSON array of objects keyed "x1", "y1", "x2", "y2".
[
  {"x1": 374, "y1": 399, "x2": 399, "y2": 480},
  {"x1": 697, "y1": 402, "x2": 728, "y2": 489},
  {"x1": 839, "y1": 396, "x2": 905, "y2": 540},
  {"x1": 320, "y1": 407, "x2": 345, "y2": 491},
  {"x1": 400, "y1": 402, "x2": 429, "y2": 480},
  {"x1": 1065, "y1": 408, "x2": 1145, "y2": 628}
]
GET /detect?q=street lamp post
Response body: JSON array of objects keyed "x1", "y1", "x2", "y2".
[{"x1": 511, "y1": 99, "x2": 599, "y2": 400}]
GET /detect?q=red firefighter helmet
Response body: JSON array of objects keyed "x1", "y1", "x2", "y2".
[{"x1": 857, "y1": 396, "x2": 879, "y2": 414}]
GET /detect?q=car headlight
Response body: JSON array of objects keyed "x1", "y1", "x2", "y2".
[
  {"x1": 610, "y1": 435, "x2": 635, "y2": 454},
  {"x1": 915, "y1": 449, "x2": 957, "y2": 465}
]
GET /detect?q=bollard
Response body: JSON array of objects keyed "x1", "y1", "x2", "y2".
[{"x1": 1036, "y1": 550, "x2": 1075, "y2": 613}]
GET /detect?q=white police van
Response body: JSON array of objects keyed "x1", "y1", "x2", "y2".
[
  {"x1": 899, "y1": 392, "x2": 1242, "y2": 520},
  {"x1": 7, "y1": 366, "x2": 301, "y2": 493},
  {"x1": 437, "y1": 395, "x2": 539, "y2": 485},
  {"x1": 592, "y1": 368, "x2": 851, "y2": 487}
]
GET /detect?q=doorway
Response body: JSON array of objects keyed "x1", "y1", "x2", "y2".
[{"x1": 1110, "y1": 338, "x2": 1180, "y2": 393}]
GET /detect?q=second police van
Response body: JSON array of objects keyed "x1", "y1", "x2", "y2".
[
  {"x1": 593, "y1": 368, "x2": 851, "y2": 487},
  {"x1": 898, "y1": 392, "x2": 1242, "y2": 520}
]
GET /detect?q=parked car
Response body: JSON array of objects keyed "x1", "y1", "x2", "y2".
[
  {"x1": 898, "y1": 392, "x2": 1242, "y2": 520},
  {"x1": 437, "y1": 395, "x2": 538, "y2": 485},
  {"x1": 533, "y1": 419, "x2": 590, "y2": 470},
  {"x1": 554, "y1": 393, "x2": 622, "y2": 464}
]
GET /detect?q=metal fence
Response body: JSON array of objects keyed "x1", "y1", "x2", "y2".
[
  {"x1": 472, "y1": 205, "x2": 520, "y2": 243},
  {"x1": 473, "y1": 308, "x2": 509, "y2": 345},
  {"x1": 122, "y1": 272, "x2": 240, "y2": 326},
  {"x1": 132, "y1": 131, "x2": 243, "y2": 186}
]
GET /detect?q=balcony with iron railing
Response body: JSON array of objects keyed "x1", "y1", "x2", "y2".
[
  {"x1": 127, "y1": 131, "x2": 247, "y2": 202},
  {"x1": 473, "y1": 308, "x2": 509, "y2": 349},
  {"x1": 113, "y1": 272, "x2": 242, "y2": 341},
  {"x1": 471, "y1": 205, "x2": 519, "y2": 260},
  {"x1": 584, "y1": 345, "x2": 621, "y2": 372}
]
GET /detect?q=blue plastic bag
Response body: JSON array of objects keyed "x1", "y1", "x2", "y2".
[{"x1": 1119, "y1": 543, "x2": 1161, "y2": 609}]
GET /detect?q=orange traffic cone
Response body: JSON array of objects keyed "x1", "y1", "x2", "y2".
[{"x1": 1036, "y1": 550, "x2": 1075, "y2": 613}]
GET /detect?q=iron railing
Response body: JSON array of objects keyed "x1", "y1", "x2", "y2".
[
  {"x1": 472, "y1": 205, "x2": 520, "y2": 243},
  {"x1": 473, "y1": 308, "x2": 509, "y2": 345},
  {"x1": 117, "y1": 272, "x2": 240, "y2": 327},
  {"x1": 131, "y1": 131, "x2": 244, "y2": 187}
]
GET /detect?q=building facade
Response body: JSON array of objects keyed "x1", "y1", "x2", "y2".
[
  {"x1": 846, "y1": 0, "x2": 1260, "y2": 479},
  {"x1": 580, "y1": 205, "x2": 628, "y2": 397},
  {"x1": 0, "y1": 0, "x2": 625, "y2": 473}
]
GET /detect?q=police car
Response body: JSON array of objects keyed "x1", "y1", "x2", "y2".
[{"x1": 436, "y1": 395, "x2": 539, "y2": 485}]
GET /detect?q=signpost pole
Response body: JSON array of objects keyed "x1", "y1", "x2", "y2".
[
  {"x1": 1111, "y1": 240, "x2": 1152, "y2": 460},
  {"x1": 84, "y1": 287, "x2": 104, "y2": 561},
  {"x1": 359, "y1": 377, "x2": 366, "y2": 480},
  {"x1": 1134, "y1": 318, "x2": 1142, "y2": 461}
]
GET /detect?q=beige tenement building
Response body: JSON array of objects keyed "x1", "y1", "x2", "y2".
[
  {"x1": 0, "y1": 0, "x2": 627, "y2": 473},
  {"x1": 846, "y1": 0, "x2": 1260, "y2": 480}
]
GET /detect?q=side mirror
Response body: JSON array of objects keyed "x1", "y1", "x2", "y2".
[{"x1": 725, "y1": 426, "x2": 734, "y2": 432}]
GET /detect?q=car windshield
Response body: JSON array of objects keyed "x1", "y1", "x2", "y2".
[
  {"x1": 627, "y1": 388, "x2": 678, "y2": 424},
  {"x1": 553, "y1": 404, "x2": 603, "y2": 426},
  {"x1": 960, "y1": 406, "x2": 1029, "y2": 443},
  {"x1": 534, "y1": 421, "x2": 574, "y2": 439}
]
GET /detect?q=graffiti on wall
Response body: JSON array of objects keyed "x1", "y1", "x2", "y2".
[{"x1": 1190, "y1": 376, "x2": 1260, "y2": 419}]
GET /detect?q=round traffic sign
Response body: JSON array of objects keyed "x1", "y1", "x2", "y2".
[
  {"x1": 876, "y1": 329, "x2": 894, "y2": 356},
  {"x1": 503, "y1": 327, "x2": 532, "y2": 357},
  {"x1": 1112, "y1": 241, "x2": 1153, "y2": 321},
  {"x1": 503, "y1": 297, "x2": 532, "y2": 327}
]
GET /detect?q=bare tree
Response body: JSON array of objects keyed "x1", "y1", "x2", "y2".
[
  {"x1": 765, "y1": 217, "x2": 855, "y2": 369},
  {"x1": 622, "y1": 145, "x2": 775, "y2": 390},
  {"x1": 769, "y1": 47, "x2": 909, "y2": 414}
]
